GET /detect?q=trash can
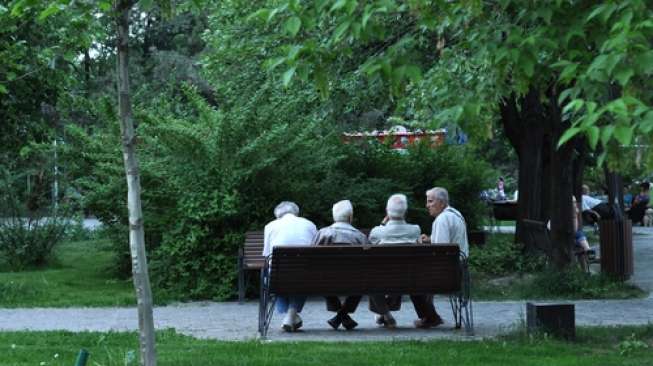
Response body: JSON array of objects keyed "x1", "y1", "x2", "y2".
[{"x1": 599, "y1": 219, "x2": 633, "y2": 280}]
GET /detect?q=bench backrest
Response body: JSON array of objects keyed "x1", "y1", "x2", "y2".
[
  {"x1": 269, "y1": 244, "x2": 461, "y2": 296},
  {"x1": 243, "y1": 231, "x2": 264, "y2": 269}
]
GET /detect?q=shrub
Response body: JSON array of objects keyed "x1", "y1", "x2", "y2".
[
  {"x1": 0, "y1": 170, "x2": 69, "y2": 270},
  {"x1": 527, "y1": 268, "x2": 645, "y2": 299}
]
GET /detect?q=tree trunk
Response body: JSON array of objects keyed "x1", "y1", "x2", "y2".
[
  {"x1": 546, "y1": 92, "x2": 575, "y2": 269},
  {"x1": 501, "y1": 90, "x2": 547, "y2": 248},
  {"x1": 115, "y1": 1, "x2": 157, "y2": 365}
]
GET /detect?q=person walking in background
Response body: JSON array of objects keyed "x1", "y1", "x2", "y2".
[
  {"x1": 263, "y1": 201, "x2": 317, "y2": 332},
  {"x1": 312, "y1": 200, "x2": 368, "y2": 331}
]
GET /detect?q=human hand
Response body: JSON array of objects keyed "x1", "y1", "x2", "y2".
[
  {"x1": 420, "y1": 234, "x2": 430, "y2": 243},
  {"x1": 381, "y1": 215, "x2": 389, "y2": 225}
]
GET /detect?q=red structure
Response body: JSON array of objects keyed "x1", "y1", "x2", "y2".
[{"x1": 342, "y1": 128, "x2": 447, "y2": 150}]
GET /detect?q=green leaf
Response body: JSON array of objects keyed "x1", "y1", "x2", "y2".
[
  {"x1": 284, "y1": 16, "x2": 301, "y2": 36},
  {"x1": 0, "y1": 84, "x2": 7, "y2": 94},
  {"x1": 600, "y1": 125, "x2": 614, "y2": 146},
  {"x1": 613, "y1": 125, "x2": 633, "y2": 145},
  {"x1": 38, "y1": 4, "x2": 63, "y2": 21},
  {"x1": 639, "y1": 111, "x2": 653, "y2": 133},
  {"x1": 362, "y1": 4, "x2": 375, "y2": 28},
  {"x1": 346, "y1": 0, "x2": 358, "y2": 15},
  {"x1": 558, "y1": 88, "x2": 574, "y2": 104},
  {"x1": 333, "y1": 20, "x2": 351, "y2": 42},
  {"x1": 587, "y1": 126, "x2": 600, "y2": 150},
  {"x1": 635, "y1": 50, "x2": 653, "y2": 74},
  {"x1": 563, "y1": 99, "x2": 584, "y2": 114},
  {"x1": 247, "y1": 8, "x2": 270, "y2": 22},
  {"x1": 557, "y1": 127, "x2": 581, "y2": 148},
  {"x1": 520, "y1": 54, "x2": 534, "y2": 77},
  {"x1": 330, "y1": 0, "x2": 348, "y2": 12},
  {"x1": 282, "y1": 67, "x2": 296, "y2": 87},
  {"x1": 404, "y1": 65, "x2": 422, "y2": 83},
  {"x1": 98, "y1": 1, "x2": 112, "y2": 12},
  {"x1": 140, "y1": 0, "x2": 154, "y2": 11},
  {"x1": 614, "y1": 67, "x2": 634, "y2": 86},
  {"x1": 559, "y1": 62, "x2": 578, "y2": 82},
  {"x1": 597, "y1": 151, "x2": 607, "y2": 167},
  {"x1": 264, "y1": 57, "x2": 286, "y2": 71}
]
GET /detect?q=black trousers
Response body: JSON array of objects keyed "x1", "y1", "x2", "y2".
[
  {"x1": 369, "y1": 294, "x2": 440, "y2": 321},
  {"x1": 325, "y1": 296, "x2": 362, "y2": 314}
]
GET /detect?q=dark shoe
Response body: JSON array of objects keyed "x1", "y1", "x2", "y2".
[
  {"x1": 375, "y1": 315, "x2": 385, "y2": 326},
  {"x1": 327, "y1": 315, "x2": 341, "y2": 330},
  {"x1": 414, "y1": 317, "x2": 444, "y2": 329},
  {"x1": 383, "y1": 315, "x2": 397, "y2": 329},
  {"x1": 341, "y1": 314, "x2": 358, "y2": 330}
]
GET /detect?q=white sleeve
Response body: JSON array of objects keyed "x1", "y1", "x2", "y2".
[
  {"x1": 263, "y1": 225, "x2": 272, "y2": 257},
  {"x1": 432, "y1": 217, "x2": 451, "y2": 244}
]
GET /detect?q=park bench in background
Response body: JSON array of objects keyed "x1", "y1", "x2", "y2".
[
  {"x1": 237, "y1": 231, "x2": 264, "y2": 303},
  {"x1": 258, "y1": 244, "x2": 472, "y2": 338}
]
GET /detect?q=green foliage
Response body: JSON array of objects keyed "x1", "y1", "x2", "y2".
[
  {"x1": 469, "y1": 234, "x2": 545, "y2": 276},
  {"x1": 256, "y1": 0, "x2": 653, "y2": 168},
  {"x1": 528, "y1": 268, "x2": 645, "y2": 299},
  {"x1": 0, "y1": 171, "x2": 69, "y2": 270}
]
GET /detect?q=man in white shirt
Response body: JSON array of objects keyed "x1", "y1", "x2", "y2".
[
  {"x1": 581, "y1": 184, "x2": 612, "y2": 224},
  {"x1": 422, "y1": 187, "x2": 469, "y2": 257},
  {"x1": 263, "y1": 201, "x2": 317, "y2": 332}
]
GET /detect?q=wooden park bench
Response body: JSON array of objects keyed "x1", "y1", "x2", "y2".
[
  {"x1": 258, "y1": 244, "x2": 473, "y2": 338},
  {"x1": 237, "y1": 231, "x2": 265, "y2": 303},
  {"x1": 238, "y1": 228, "x2": 372, "y2": 303}
]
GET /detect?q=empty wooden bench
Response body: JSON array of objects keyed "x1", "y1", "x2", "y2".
[
  {"x1": 237, "y1": 231, "x2": 264, "y2": 303},
  {"x1": 258, "y1": 244, "x2": 473, "y2": 338}
]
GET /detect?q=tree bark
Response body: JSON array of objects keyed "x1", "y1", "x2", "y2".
[
  {"x1": 115, "y1": 1, "x2": 157, "y2": 365},
  {"x1": 501, "y1": 90, "x2": 547, "y2": 248},
  {"x1": 544, "y1": 91, "x2": 576, "y2": 269}
]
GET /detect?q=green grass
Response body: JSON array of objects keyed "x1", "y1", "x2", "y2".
[
  {"x1": 0, "y1": 239, "x2": 135, "y2": 307},
  {"x1": 1, "y1": 326, "x2": 652, "y2": 366},
  {"x1": 472, "y1": 271, "x2": 647, "y2": 300}
]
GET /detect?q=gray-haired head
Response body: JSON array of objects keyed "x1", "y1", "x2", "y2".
[
  {"x1": 332, "y1": 200, "x2": 353, "y2": 223},
  {"x1": 274, "y1": 201, "x2": 300, "y2": 218},
  {"x1": 386, "y1": 194, "x2": 408, "y2": 219},
  {"x1": 426, "y1": 187, "x2": 449, "y2": 206}
]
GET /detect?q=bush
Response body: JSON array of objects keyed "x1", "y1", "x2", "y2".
[
  {"x1": 62, "y1": 86, "x2": 495, "y2": 300},
  {"x1": 0, "y1": 171, "x2": 69, "y2": 270},
  {"x1": 528, "y1": 268, "x2": 645, "y2": 299},
  {"x1": 469, "y1": 234, "x2": 546, "y2": 276}
]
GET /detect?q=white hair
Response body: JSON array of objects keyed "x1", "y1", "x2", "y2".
[
  {"x1": 274, "y1": 201, "x2": 299, "y2": 218},
  {"x1": 332, "y1": 200, "x2": 353, "y2": 222},
  {"x1": 386, "y1": 194, "x2": 408, "y2": 219},
  {"x1": 427, "y1": 187, "x2": 449, "y2": 206}
]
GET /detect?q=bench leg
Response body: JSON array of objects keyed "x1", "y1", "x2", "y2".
[{"x1": 259, "y1": 268, "x2": 276, "y2": 338}]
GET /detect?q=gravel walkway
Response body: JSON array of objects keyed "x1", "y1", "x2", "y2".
[{"x1": 0, "y1": 227, "x2": 651, "y2": 341}]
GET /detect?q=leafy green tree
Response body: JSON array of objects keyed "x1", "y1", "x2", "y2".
[{"x1": 254, "y1": 0, "x2": 652, "y2": 268}]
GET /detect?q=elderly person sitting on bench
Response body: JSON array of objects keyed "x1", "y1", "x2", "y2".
[
  {"x1": 263, "y1": 201, "x2": 317, "y2": 332},
  {"x1": 312, "y1": 199, "x2": 368, "y2": 331},
  {"x1": 368, "y1": 194, "x2": 442, "y2": 329}
]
